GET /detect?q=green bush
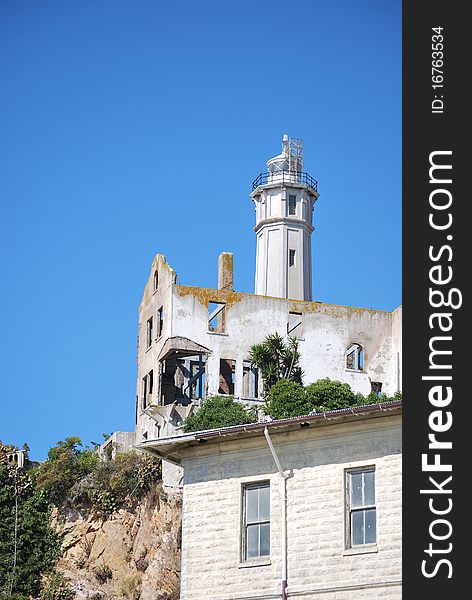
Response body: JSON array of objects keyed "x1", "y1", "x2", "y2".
[
  {"x1": 183, "y1": 396, "x2": 257, "y2": 433},
  {"x1": 265, "y1": 379, "x2": 310, "y2": 419},
  {"x1": 36, "y1": 437, "x2": 99, "y2": 505},
  {"x1": 305, "y1": 378, "x2": 365, "y2": 412},
  {"x1": 265, "y1": 378, "x2": 401, "y2": 420},
  {"x1": 39, "y1": 572, "x2": 74, "y2": 600}
]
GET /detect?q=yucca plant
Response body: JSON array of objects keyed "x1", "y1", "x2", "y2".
[{"x1": 248, "y1": 333, "x2": 303, "y2": 395}]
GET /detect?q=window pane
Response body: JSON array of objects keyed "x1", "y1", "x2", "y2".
[
  {"x1": 246, "y1": 524, "x2": 259, "y2": 559},
  {"x1": 260, "y1": 523, "x2": 270, "y2": 556},
  {"x1": 364, "y1": 508, "x2": 376, "y2": 544},
  {"x1": 364, "y1": 471, "x2": 375, "y2": 506},
  {"x1": 258, "y1": 486, "x2": 270, "y2": 521},
  {"x1": 246, "y1": 487, "x2": 259, "y2": 523},
  {"x1": 351, "y1": 510, "x2": 365, "y2": 546},
  {"x1": 350, "y1": 472, "x2": 363, "y2": 508}
]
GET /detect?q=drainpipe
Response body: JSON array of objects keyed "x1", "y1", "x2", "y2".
[{"x1": 264, "y1": 427, "x2": 288, "y2": 600}]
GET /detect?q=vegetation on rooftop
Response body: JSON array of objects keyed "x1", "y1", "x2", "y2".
[
  {"x1": 183, "y1": 396, "x2": 257, "y2": 433},
  {"x1": 266, "y1": 378, "x2": 401, "y2": 420}
]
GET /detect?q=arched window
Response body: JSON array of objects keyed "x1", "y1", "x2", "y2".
[
  {"x1": 346, "y1": 343, "x2": 364, "y2": 371},
  {"x1": 153, "y1": 270, "x2": 159, "y2": 292}
]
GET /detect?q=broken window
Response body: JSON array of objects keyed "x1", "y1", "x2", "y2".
[
  {"x1": 146, "y1": 317, "x2": 153, "y2": 348},
  {"x1": 219, "y1": 359, "x2": 235, "y2": 395},
  {"x1": 287, "y1": 312, "x2": 303, "y2": 337},
  {"x1": 289, "y1": 249, "x2": 296, "y2": 267},
  {"x1": 288, "y1": 194, "x2": 297, "y2": 216},
  {"x1": 242, "y1": 360, "x2": 259, "y2": 398},
  {"x1": 371, "y1": 381, "x2": 382, "y2": 397},
  {"x1": 346, "y1": 343, "x2": 364, "y2": 370},
  {"x1": 161, "y1": 355, "x2": 206, "y2": 404},
  {"x1": 208, "y1": 301, "x2": 226, "y2": 333},
  {"x1": 157, "y1": 307, "x2": 164, "y2": 338}
]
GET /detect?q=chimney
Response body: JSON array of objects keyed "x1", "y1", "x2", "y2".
[{"x1": 218, "y1": 252, "x2": 234, "y2": 291}]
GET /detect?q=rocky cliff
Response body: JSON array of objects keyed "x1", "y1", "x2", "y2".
[{"x1": 52, "y1": 486, "x2": 182, "y2": 600}]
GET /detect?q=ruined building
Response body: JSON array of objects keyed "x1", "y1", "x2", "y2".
[{"x1": 123, "y1": 135, "x2": 402, "y2": 463}]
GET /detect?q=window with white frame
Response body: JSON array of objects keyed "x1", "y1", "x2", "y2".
[
  {"x1": 346, "y1": 467, "x2": 376, "y2": 548},
  {"x1": 242, "y1": 482, "x2": 270, "y2": 560}
]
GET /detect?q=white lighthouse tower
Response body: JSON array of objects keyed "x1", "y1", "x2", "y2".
[{"x1": 251, "y1": 134, "x2": 319, "y2": 301}]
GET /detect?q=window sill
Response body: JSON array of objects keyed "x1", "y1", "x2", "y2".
[
  {"x1": 238, "y1": 557, "x2": 271, "y2": 569},
  {"x1": 207, "y1": 331, "x2": 229, "y2": 337},
  {"x1": 344, "y1": 368, "x2": 365, "y2": 374},
  {"x1": 145, "y1": 345, "x2": 152, "y2": 353},
  {"x1": 343, "y1": 544, "x2": 378, "y2": 556}
]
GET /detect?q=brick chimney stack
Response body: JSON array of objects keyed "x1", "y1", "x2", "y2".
[{"x1": 218, "y1": 252, "x2": 234, "y2": 291}]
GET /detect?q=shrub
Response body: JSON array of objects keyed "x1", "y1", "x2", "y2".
[
  {"x1": 265, "y1": 379, "x2": 310, "y2": 419},
  {"x1": 89, "y1": 452, "x2": 161, "y2": 514},
  {"x1": 305, "y1": 378, "x2": 364, "y2": 412},
  {"x1": 183, "y1": 396, "x2": 257, "y2": 433},
  {"x1": 93, "y1": 564, "x2": 112, "y2": 584},
  {"x1": 36, "y1": 437, "x2": 99, "y2": 505},
  {"x1": 39, "y1": 572, "x2": 74, "y2": 600}
]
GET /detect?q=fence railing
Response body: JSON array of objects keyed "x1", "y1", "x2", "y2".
[{"x1": 252, "y1": 171, "x2": 318, "y2": 192}]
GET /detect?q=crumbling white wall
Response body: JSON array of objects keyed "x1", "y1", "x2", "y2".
[
  {"x1": 135, "y1": 255, "x2": 402, "y2": 446},
  {"x1": 179, "y1": 415, "x2": 402, "y2": 600}
]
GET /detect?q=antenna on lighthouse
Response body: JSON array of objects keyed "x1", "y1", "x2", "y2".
[{"x1": 288, "y1": 136, "x2": 304, "y2": 173}]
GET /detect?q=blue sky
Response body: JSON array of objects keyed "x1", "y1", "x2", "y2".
[{"x1": 0, "y1": 0, "x2": 401, "y2": 460}]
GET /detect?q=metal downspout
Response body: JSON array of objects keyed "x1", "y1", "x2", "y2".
[{"x1": 264, "y1": 427, "x2": 288, "y2": 600}]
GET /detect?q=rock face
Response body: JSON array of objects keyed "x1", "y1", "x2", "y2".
[{"x1": 52, "y1": 487, "x2": 182, "y2": 600}]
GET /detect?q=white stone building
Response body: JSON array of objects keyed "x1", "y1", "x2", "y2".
[
  {"x1": 140, "y1": 402, "x2": 402, "y2": 599},
  {"x1": 133, "y1": 135, "x2": 402, "y2": 444}
]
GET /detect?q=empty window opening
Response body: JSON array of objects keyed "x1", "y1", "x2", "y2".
[
  {"x1": 208, "y1": 302, "x2": 226, "y2": 333},
  {"x1": 288, "y1": 312, "x2": 303, "y2": 337},
  {"x1": 148, "y1": 369, "x2": 154, "y2": 396},
  {"x1": 161, "y1": 355, "x2": 206, "y2": 404},
  {"x1": 142, "y1": 375, "x2": 148, "y2": 410},
  {"x1": 219, "y1": 359, "x2": 235, "y2": 395},
  {"x1": 288, "y1": 194, "x2": 297, "y2": 216},
  {"x1": 146, "y1": 317, "x2": 153, "y2": 348},
  {"x1": 157, "y1": 306, "x2": 164, "y2": 338},
  {"x1": 243, "y1": 482, "x2": 270, "y2": 560},
  {"x1": 242, "y1": 360, "x2": 259, "y2": 398},
  {"x1": 289, "y1": 249, "x2": 296, "y2": 267},
  {"x1": 371, "y1": 381, "x2": 382, "y2": 397},
  {"x1": 346, "y1": 343, "x2": 364, "y2": 370},
  {"x1": 142, "y1": 370, "x2": 153, "y2": 410},
  {"x1": 346, "y1": 467, "x2": 376, "y2": 548},
  {"x1": 153, "y1": 270, "x2": 159, "y2": 292}
]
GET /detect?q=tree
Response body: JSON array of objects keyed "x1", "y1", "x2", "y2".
[
  {"x1": 183, "y1": 396, "x2": 256, "y2": 433},
  {"x1": 249, "y1": 333, "x2": 302, "y2": 395},
  {"x1": 0, "y1": 444, "x2": 62, "y2": 599}
]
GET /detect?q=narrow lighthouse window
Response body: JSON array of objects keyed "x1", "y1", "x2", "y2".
[
  {"x1": 289, "y1": 249, "x2": 296, "y2": 267},
  {"x1": 288, "y1": 195, "x2": 297, "y2": 215}
]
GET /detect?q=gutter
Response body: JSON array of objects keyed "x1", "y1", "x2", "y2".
[{"x1": 264, "y1": 427, "x2": 288, "y2": 600}]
